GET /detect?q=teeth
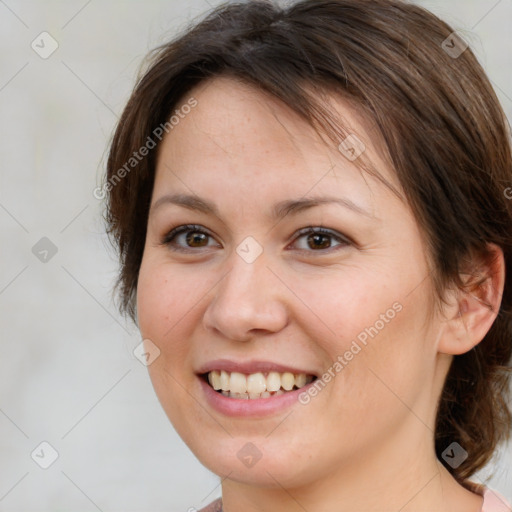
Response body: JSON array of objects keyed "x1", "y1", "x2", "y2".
[
  {"x1": 247, "y1": 372, "x2": 266, "y2": 394},
  {"x1": 229, "y1": 372, "x2": 247, "y2": 394},
  {"x1": 206, "y1": 369, "x2": 315, "y2": 398},
  {"x1": 220, "y1": 370, "x2": 230, "y2": 391},
  {"x1": 281, "y1": 372, "x2": 295, "y2": 391},
  {"x1": 208, "y1": 370, "x2": 221, "y2": 390},
  {"x1": 295, "y1": 373, "x2": 307, "y2": 388},
  {"x1": 266, "y1": 372, "x2": 281, "y2": 392}
]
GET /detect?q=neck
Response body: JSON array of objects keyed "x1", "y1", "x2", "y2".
[{"x1": 220, "y1": 425, "x2": 483, "y2": 512}]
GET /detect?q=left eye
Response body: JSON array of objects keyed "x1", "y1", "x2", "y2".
[{"x1": 290, "y1": 227, "x2": 350, "y2": 252}]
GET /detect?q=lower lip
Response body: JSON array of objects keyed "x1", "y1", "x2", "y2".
[{"x1": 198, "y1": 376, "x2": 316, "y2": 417}]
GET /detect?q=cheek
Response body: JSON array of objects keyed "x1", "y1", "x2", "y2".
[
  {"x1": 135, "y1": 257, "x2": 208, "y2": 397},
  {"x1": 290, "y1": 265, "x2": 432, "y2": 407},
  {"x1": 330, "y1": 293, "x2": 432, "y2": 430},
  {"x1": 290, "y1": 266, "x2": 400, "y2": 355},
  {"x1": 136, "y1": 258, "x2": 204, "y2": 426},
  {"x1": 136, "y1": 257, "x2": 200, "y2": 341}
]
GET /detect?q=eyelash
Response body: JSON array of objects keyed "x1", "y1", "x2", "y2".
[{"x1": 160, "y1": 224, "x2": 352, "y2": 254}]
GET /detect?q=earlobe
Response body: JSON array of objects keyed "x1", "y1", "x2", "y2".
[{"x1": 437, "y1": 244, "x2": 505, "y2": 356}]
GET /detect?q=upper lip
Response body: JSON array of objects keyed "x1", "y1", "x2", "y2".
[{"x1": 196, "y1": 359, "x2": 318, "y2": 377}]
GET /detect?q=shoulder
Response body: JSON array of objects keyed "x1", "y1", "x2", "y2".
[
  {"x1": 466, "y1": 481, "x2": 511, "y2": 512},
  {"x1": 198, "y1": 498, "x2": 222, "y2": 512},
  {"x1": 481, "y1": 488, "x2": 512, "y2": 512}
]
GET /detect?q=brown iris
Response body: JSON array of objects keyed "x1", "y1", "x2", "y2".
[
  {"x1": 307, "y1": 233, "x2": 331, "y2": 250},
  {"x1": 186, "y1": 231, "x2": 209, "y2": 247}
]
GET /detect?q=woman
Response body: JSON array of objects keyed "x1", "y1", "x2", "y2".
[{"x1": 103, "y1": 0, "x2": 512, "y2": 510}]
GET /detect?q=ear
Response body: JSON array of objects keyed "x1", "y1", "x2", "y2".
[{"x1": 437, "y1": 243, "x2": 505, "y2": 356}]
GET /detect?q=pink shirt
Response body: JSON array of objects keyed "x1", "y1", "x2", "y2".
[{"x1": 480, "y1": 487, "x2": 512, "y2": 512}]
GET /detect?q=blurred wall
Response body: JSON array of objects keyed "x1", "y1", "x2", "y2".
[{"x1": 0, "y1": 1, "x2": 510, "y2": 510}]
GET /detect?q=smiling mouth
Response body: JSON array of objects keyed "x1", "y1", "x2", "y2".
[{"x1": 202, "y1": 370, "x2": 317, "y2": 399}]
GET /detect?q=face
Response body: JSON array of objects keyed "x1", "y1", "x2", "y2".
[{"x1": 137, "y1": 76, "x2": 446, "y2": 489}]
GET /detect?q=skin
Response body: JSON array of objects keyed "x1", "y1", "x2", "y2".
[{"x1": 136, "y1": 76, "x2": 504, "y2": 512}]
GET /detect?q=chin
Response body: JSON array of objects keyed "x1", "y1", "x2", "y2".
[{"x1": 188, "y1": 435, "x2": 319, "y2": 489}]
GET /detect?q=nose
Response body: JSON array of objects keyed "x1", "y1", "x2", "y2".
[{"x1": 202, "y1": 251, "x2": 289, "y2": 342}]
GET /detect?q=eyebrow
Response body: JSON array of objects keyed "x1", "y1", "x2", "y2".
[{"x1": 150, "y1": 193, "x2": 375, "y2": 220}]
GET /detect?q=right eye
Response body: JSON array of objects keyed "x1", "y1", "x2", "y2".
[{"x1": 161, "y1": 224, "x2": 221, "y2": 252}]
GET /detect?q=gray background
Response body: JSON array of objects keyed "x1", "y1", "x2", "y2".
[{"x1": 0, "y1": 1, "x2": 511, "y2": 511}]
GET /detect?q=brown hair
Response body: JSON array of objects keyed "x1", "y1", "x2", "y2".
[{"x1": 103, "y1": 0, "x2": 512, "y2": 486}]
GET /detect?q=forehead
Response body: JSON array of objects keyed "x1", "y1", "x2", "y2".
[{"x1": 154, "y1": 76, "x2": 400, "y2": 208}]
